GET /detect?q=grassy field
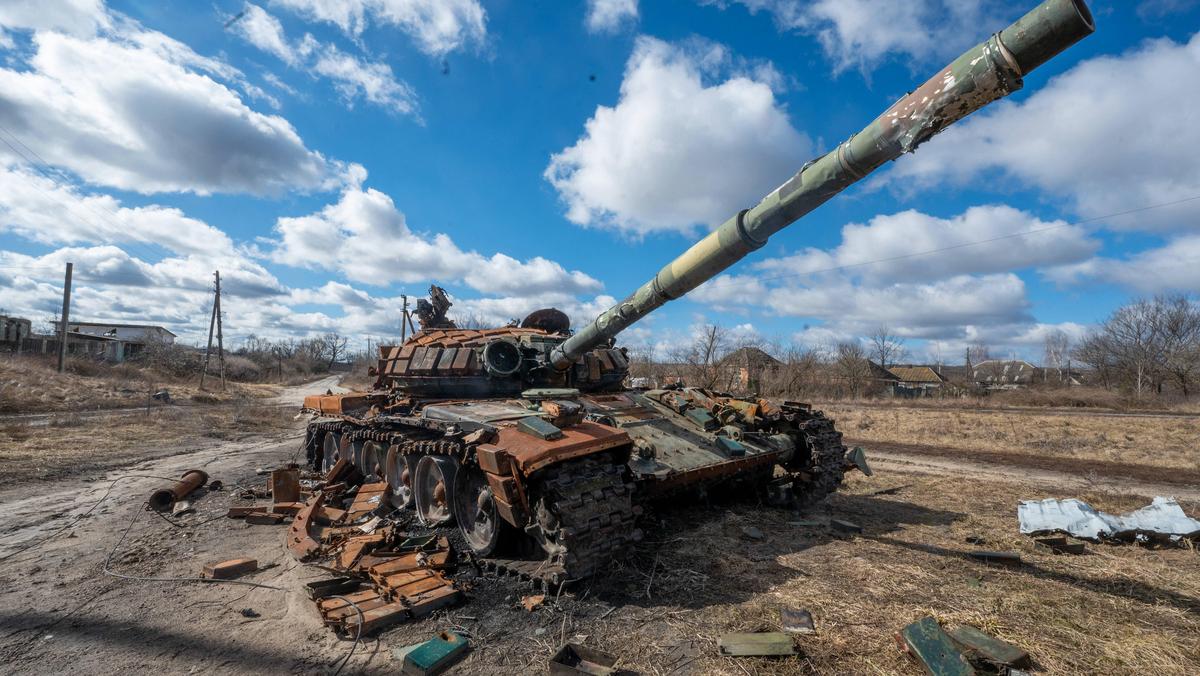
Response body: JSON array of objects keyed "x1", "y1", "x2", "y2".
[
  {"x1": 588, "y1": 472, "x2": 1200, "y2": 675},
  {"x1": 0, "y1": 405, "x2": 297, "y2": 487},
  {"x1": 0, "y1": 357, "x2": 279, "y2": 414},
  {"x1": 823, "y1": 402, "x2": 1200, "y2": 473}
]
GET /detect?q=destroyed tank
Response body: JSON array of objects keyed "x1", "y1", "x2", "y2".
[{"x1": 300, "y1": 0, "x2": 1093, "y2": 585}]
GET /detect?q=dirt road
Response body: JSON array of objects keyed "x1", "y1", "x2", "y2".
[
  {"x1": 1, "y1": 415, "x2": 1197, "y2": 674},
  {"x1": 271, "y1": 375, "x2": 348, "y2": 406}
]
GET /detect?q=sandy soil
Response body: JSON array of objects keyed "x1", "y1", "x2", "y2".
[{"x1": 0, "y1": 406, "x2": 1198, "y2": 675}]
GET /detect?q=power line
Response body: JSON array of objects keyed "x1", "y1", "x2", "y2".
[
  {"x1": 704, "y1": 194, "x2": 1200, "y2": 289},
  {"x1": 0, "y1": 124, "x2": 167, "y2": 265}
]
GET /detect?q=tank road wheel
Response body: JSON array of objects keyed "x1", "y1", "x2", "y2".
[
  {"x1": 453, "y1": 468, "x2": 506, "y2": 556},
  {"x1": 360, "y1": 441, "x2": 386, "y2": 479},
  {"x1": 347, "y1": 439, "x2": 365, "y2": 473},
  {"x1": 385, "y1": 446, "x2": 416, "y2": 508},
  {"x1": 414, "y1": 456, "x2": 460, "y2": 526},
  {"x1": 321, "y1": 431, "x2": 342, "y2": 473}
]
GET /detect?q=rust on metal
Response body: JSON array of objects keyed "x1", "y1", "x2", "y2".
[
  {"x1": 288, "y1": 492, "x2": 326, "y2": 560},
  {"x1": 148, "y1": 469, "x2": 208, "y2": 512}
]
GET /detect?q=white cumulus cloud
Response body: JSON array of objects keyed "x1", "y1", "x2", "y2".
[
  {"x1": 546, "y1": 36, "x2": 809, "y2": 236},
  {"x1": 269, "y1": 183, "x2": 604, "y2": 297},
  {"x1": 233, "y1": 5, "x2": 419, "y2": 116},
  {"x1": 0, "y1": 26, "x2": 336, "y2": 195},
  {"x1": 754, "y1": 205, "x2": 1099, "y2": 284},
  {"x1": 270, "y1": 0, "x2": 486, "y2": 56},
  {"x1": 586, "y1": 0, "x2": 638, "y2": 33},
  {"x1": 884, "y1": 32, "x2": 1200, "y2": 232},
  {"x1": 704, "y1": 0, "x2": 1006, "y2": 73}
]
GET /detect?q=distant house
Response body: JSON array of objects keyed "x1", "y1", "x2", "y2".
[
  {"x1": 972, "y1": 359, "x2": 1036, "y2": 389},
  {"x1": 719, "y1": 346, "x2": 782, "y2": 392},
  {"x1": 887, "y1": 365, "x2": 948, "y2": 397},
  {"x1": 39, "y1": 321, "x2": 178, "y2": 362},
  {"x1": 973, "y1": 359, "x2": 1080, "y2": 388},
  {"x1": 67, "y1": 322, "x2": 176, "y2": 346}
]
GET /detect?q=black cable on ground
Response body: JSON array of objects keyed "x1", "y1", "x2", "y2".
[
  {"x1": 0, "y1": 473, "x2": 182, "y2": 562},
  {"x1": 102, "y1": 501, "x2": 287, "y2": 591},
  {"x1": 328, "y1": 594, "x2": 365, "y2": 676}
]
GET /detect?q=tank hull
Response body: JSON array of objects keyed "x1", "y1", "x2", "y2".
[{"x1": 301, "y1": 387, "x2": 847, "y2": 583}]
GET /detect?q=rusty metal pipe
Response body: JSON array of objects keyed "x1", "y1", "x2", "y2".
[{"x1": 148, "y1": 469, "x2": 209, "y2": 512}]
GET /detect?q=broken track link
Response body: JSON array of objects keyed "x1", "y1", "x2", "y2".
[
  {"x1": 531, "y1": 456, "x2": 640, "y2": 584},
  {"x1": 794, "y1": 413, "x2": 848, "y2": 509}
]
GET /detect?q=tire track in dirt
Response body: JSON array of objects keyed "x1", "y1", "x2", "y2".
[{"x1": 856, "y1": 439, "x2": 1200, "y2": 501}]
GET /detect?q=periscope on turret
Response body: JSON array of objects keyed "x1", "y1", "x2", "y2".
[{"x1": 298, "y1": 0, "x2": 1095, "y2": 585}]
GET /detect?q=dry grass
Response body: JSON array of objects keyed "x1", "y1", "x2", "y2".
[
  {"x1": 823, "y1": 403, "x2": 1200, "y2": 472},
  {"x1": 0, "y1": 404, "x2": 298, "y2": 487},
  {"x1": 377, "y1": 471, "x2": 1200, "y2": 675},
  {"x1": 0, "y1": 357, "x2": 278, "y2": 414}
]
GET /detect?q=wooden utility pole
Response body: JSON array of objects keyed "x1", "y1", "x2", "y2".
[
  {"x1": 215, "y1": 271, "x2": 226, "y2": 390},
  {"x1": 56, "y1": 262, "x2": 73, "y2": 372},
  {"x1": 200, "y1": 270, "x2": 226, "y2": 390}
]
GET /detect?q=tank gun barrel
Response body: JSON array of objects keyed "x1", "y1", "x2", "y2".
[{"x1": 550, "y1": 0, "x2": 1093, "y2": 371}]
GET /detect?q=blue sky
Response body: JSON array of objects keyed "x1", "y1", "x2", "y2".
[{"x1": 0, "y1": 0, "x2": 1198, "y2": 364}]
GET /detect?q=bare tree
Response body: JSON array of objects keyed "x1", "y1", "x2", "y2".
[
  {"x1": 868, "y1": 325, "x2": 907, "y2": 371},
  {"x1": 1043, "y1": 328, "x2": 1071, "y2": 384},
  {"x1": 967, "y1": 341, "x2": 990, "y2": 367},
  {"x1": 669, "y1": 324, "x2": 730, "y2": 389},
  {"x1": 1158, "y1": 294, "x2": 1200, "y2": 397},
  {"x1": 452, "y1": 312, "x2": 491, "y2": 330},
  {"x1": 834, "y1": 341, "x2": 871, "y2": 398},
  {"x1": 771, "y1": 341, "x2": 820, "y2": 397},
  {"x1": 321, "y1": 332, "x2": 350, "y2": 369},
  {"x1": 1073, "y1": 294, "x2": 1200, "y2": 398}
]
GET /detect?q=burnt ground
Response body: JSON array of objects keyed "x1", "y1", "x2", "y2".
[{"x1": 0, "y1": 420, "x2": 1198, "y2": 675}]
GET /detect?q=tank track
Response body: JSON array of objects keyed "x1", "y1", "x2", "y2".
[
  {"x1": 794, "y1": 414, "x2": 848, "y2": 508},
  {"x1": 523, "y1": 456, "x2": 640, "y2": 585}
]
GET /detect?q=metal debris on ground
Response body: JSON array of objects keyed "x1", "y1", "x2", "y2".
[
  {"x1": 202, "y1": 558, "x2": 258, "y2": 580},
  {"x1": 1034, "y1": 536, "x2": 1087, "y2": 555},
  {"x1": 740, "y1": 525, "x2": 766, "y2": 541},
  {"x1": 170, "y1": 500, "x2": 193, "y2": 517},
  {"x1": 781, "y1": 608, "x2": 815, "y2": 634},
  {"x1": 286, "y1": 474, "x2": 461, "y2": 637},
  {"x1": 946, "y1": 626, "x2": 1030, "y2": 670},
  {"x1": 830, "y1": 518, "x2": 863, "y2": 534},
  {"x1": 148, "y1": 469, "x2": 208, "y2": 512},
  {"x1": 549, "y1": 642, "x2": 618, "y2": 675},
  {"x1": 270, "y1": 467, "x2": 300, "y2": 503},
  {"x1": 245, "y1": 513, "x2": 287, "y2": 525},
  {"x1": 717, "y1": 632, "x2": 796, "y2": 657},
  {"x1": 1018, "y1": 497, "x2": 1200, "y2": 545},
  {"x1": 400, "y1": 631, "x2": 469, "y2": 675},
  {"x1": 965, "y1": 535, "x2": 986, "y2": 545},
  {"x1": 845, "y1": 446, "x2": 873, "y2": 476},
  {"x1": 895, "y1": 616, "x2": 976, "y2": 676},
  {"x1": 968, "y1": 551, "x2": 1022, "y2": 566}
]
